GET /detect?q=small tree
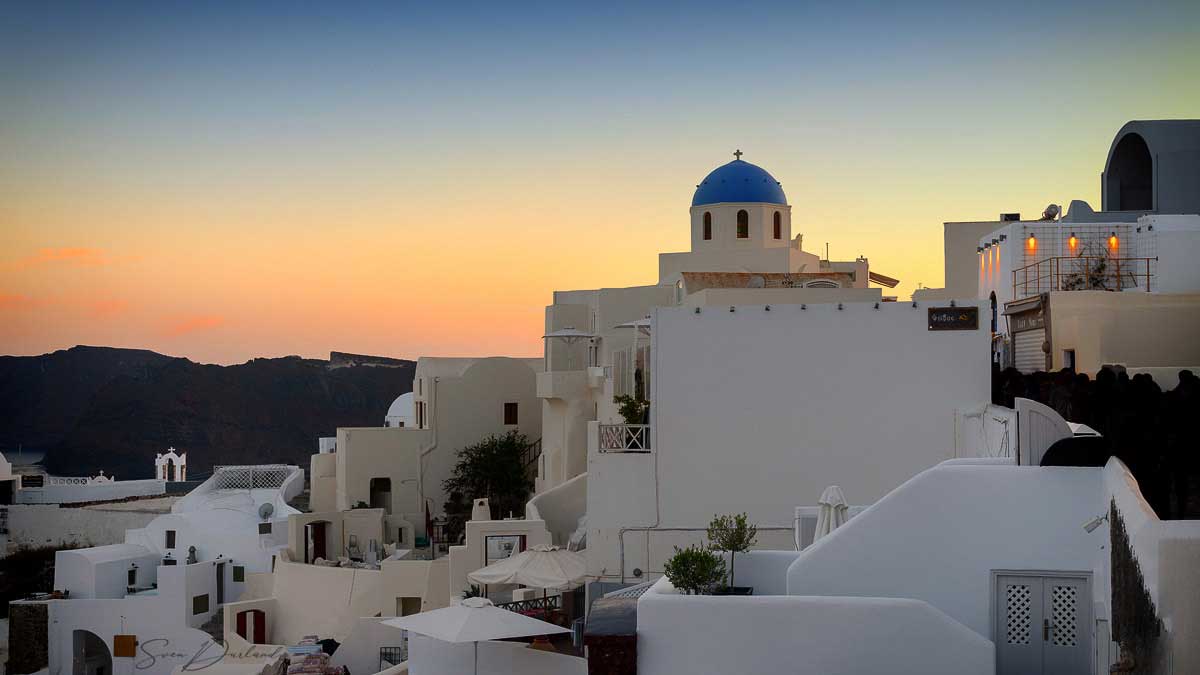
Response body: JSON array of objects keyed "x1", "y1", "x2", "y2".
[
  {"x1": 662, "y1": 545, "x2": 726, "y2": 595},
  {"x1": 443, "y1": 430, "x2": 534, "y2": 520},
  {"x1": 707, "y1": 512, "x2": 758, "y2": 589}
]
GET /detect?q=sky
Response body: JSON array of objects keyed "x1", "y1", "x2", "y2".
[{"x1": 2, "y1": 1, "x2": 1198, "y2": 365}]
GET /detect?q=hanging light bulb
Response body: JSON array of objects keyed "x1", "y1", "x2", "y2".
[
  {"x1": 1068, "y1": 232, "x2": 1078, "y2": 251},
  {"x1": 1109, "y1": 232, "x2": 1119, "y2": 250},
  {"x1": 1027, "y1": 234, "x2": 1037, "y2": 251}
]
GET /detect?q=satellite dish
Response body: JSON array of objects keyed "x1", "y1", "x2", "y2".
[
  {"x1": 1042, "y1": 204, "x2": 1061, "y2": 221},
  {"x1": 258, "y1": 502, "x2": 275, "y2": 521},
  {"x1": 748, "y1": 275, "x2": 766, "y2": 289}
]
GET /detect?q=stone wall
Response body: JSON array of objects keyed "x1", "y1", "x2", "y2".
[{"x1": 8, "y1": 601, "x2": 49, "y2": 674}]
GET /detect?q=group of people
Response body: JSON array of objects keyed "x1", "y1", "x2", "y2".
[{"x1": 993, "y1": 365, "x2": 1200, "y2": 520}]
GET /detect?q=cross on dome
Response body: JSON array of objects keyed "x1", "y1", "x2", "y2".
[{"x1": 733, "y1": 149, "x2": 743, "y2": 160}]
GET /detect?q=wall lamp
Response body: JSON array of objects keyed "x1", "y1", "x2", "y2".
[{"x1": 1083, "y1": 513, "x2": 1108, "y2": 533}]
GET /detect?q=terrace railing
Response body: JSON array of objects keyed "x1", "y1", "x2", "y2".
[
  {"x1": 379, "y1": 636, "x2": 408, "y2": 670},
  {"x1": 598, "y1": 424, "x2": 652, "y2": 452},
  {"x1": 1012, "y1": 256, "x2": 1156, "y2": 300},
  {"x1": 495, "y1": 594, "x2": 561, "y2": 614}
]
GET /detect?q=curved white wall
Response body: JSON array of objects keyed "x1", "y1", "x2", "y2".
[{"x1": 785, "y1": 461, "x2": 1104, "y2": 638}]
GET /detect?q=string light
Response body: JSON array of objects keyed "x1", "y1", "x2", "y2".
[
  {"x1": 1027, "y1": 234, "x2": 1037, "y2": 251},
  {"x1": 1109, "y1": 232, "x2": 1119, "y2": 250},
  {"x1": 1068, "y1": 232, "x2": 1078, "y2": 251}
]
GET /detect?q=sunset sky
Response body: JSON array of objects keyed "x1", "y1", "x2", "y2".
[{"x1": 2, "y1": 1, "x2": 1198, "y2": 364}]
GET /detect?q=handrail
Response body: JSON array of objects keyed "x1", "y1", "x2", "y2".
[{"x1": 1011, "y1": 256, "x2": 1155, "y2": 300}]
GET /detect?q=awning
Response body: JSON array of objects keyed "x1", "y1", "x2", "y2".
[
  {"x1": 1003, "y1": 295, "x2": 1043, "y2": 316},
  {"x1": 542, "y1": 327, "x2": 596, "y2": 340},
  {"x1": 868, "y1": 271, "x2": 900, "y2": 288}
]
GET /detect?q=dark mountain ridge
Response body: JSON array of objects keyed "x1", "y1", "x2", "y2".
[{"x1": 0, "y1": 346, "x2": 414, "y2": 479}]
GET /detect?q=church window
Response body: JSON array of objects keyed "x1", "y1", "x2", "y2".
[
  {"x1": 703, "y1": 212, "x2": 712, "y2": 240},
  {"x1": 504, "y1": 402, "x2": 519, "y2": 425},
  {"x1": 165, "y1": 530, "x2": 176, "y2": 549},
  {"x1": 773, "y1": 212, "x2": 782, "y2": 239},
  {"x1": 736, "y1": 210, "x2": 749, "y2": 238}
]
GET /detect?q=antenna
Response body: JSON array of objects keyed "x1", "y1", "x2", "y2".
[
  {"x1": 258, "y1": 502, "x2": 275, "y2": 521},
  {"x1": 825, "y1": 243, "x2": 830, "y2": 261}
]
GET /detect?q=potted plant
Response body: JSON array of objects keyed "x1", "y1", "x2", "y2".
[
  {"x1": 612, "y1": 394, "x2": 649, "y2": 425},
  {"x1": 662, "y1": 544, "x2": 726, "y2": 595},
  {"x1": 707, "y1": 512, "x2": 757, "y2": 595}
]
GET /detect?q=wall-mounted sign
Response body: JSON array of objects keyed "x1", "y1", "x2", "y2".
[
  {"x1": 928, "y1": 306, "x2": 979, "y2": 331},
  {"x1": 20, "y1": 474, "x2": 43, "y2": 488},
  {"x1": 1010, "y1": 309, "x2": 1046, "y2": 333}
]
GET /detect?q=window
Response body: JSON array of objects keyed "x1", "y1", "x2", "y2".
[
  {"x1": 193, "y1": 594, "x2": 210, "y2": 615},
  {"x1": 504, "y1": 402, "x2": 518, "y2": 425},
  {"x1": 128, "y1": 567, "x2": 137, "y2": 586},
  {"x1": 165, "y1": 530, "x2": 176, "y2": 549},
  {"x1": 233, "y1": 566, "x2": 245, "y2": 582},
  {"x1": 736, "y1": 210, "x2": 749, "y2": 238},
  {"x1": 258, "y1": 522, "x2": 272, "y2": 535},
  {"x1": 416, "y1": 402, "x2": 425, "y2": 429},
  {"x1": 773, "y1": 211, "x2": 782, "y2": 239},
  {"x1": 703, "y1": 212, "x2": 712, "y2": 240},
  {"x1": 1063, "y1": 349, "x2": 1076, "y2": 372}
]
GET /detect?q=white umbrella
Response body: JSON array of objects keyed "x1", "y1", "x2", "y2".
[
  {"x1": 383, "y1": 596, "x2": 568, "y2": 674},
  {"x1": 468, "y1": 545, "x2": 586, "y2": 591},
  {"x1": 813, "y1": 485, "x2": 849, "y2": 542}
]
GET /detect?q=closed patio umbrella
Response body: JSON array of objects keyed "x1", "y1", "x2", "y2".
[
  {"x1": 382, "y1": 596, "x2": 568, "y2": 675},
  {"x1": 813, "y1": 485, "x2": 849, "y2": 542},
  {"x1": 467, "y1": 545, "x2": 586, "y2": 591}
]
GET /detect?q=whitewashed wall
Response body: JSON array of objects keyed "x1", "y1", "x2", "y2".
[
  {"x1": 16, "y1": 478, "x2": 166, "y2": 504},
  {"x1": 636, "y1": 578, "x2": 993, "y2": 675},
  {"x1": 785, "y1": 462, "x2": 1104, "y2": 638},
  {"x1": 588, "y1": 300, "x2": 990, "y2": 582},
  {"x1": 4, "y1": 504, "x2": 159, "y2": 551}
]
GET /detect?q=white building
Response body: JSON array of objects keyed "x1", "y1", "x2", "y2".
[
  {"x1": 12, "y1": 464, "x2": 303, "y2": 675},
  {"x1": 309, "y1": 356, "x2": 542, "y2": 543},
  {"x1": 916, "y1": 120, "x2": 1200, "y2": 377},
  {"x1": 633, "y1": 452, "x2": 1200, "y2": 675}
]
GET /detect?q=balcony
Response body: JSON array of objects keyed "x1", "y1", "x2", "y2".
[
  {"x1": 598, "y1": 424, "x2": 652, "y2": 452},
  {"x1": 1012, "y1": 256, "x2": 1156, "y2": 300},
  {"x1": 537, "y1": 370, "x2": 592, "y2": 400}
]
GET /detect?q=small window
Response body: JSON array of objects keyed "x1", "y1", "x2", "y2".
[
  {"x1": 1063, "y1": 349, "x2": 1076, "y2": 373},
  {"x1": 703, "y1": 212, "x2": 712, "y2": 240},
  {"x1": 165, "y1": 530, "x2": 176, "y2": 549},
  {"x1": 736, "y1": 210, "x2": 749, "y2": 238},
  {"x1": 504, "y1": 402, "x2": 518, "y2": 425},
  {"x1": 128, "y1": 568, "x2": 137, "y2": 586},
  {"x1": 193, "y1": 594, "x2": 210, "y2": 615},
  {"x1": 773, "y1": 212, "x2": 782, "y2": 239},
  {"x1": 233, "y1": 566, "x2": 245, "y2": 582},
  {"x1": 258, "y1": 522, "x2": 272, "y2": 535}
]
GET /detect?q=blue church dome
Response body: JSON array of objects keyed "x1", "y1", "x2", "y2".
[{"x1": 691, "y1": 157, "x2": 787, "y2": 207}]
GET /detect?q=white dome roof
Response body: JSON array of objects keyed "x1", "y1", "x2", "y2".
[{"x1": 386, "y1": 392, "x2": 414, "y2": 420}]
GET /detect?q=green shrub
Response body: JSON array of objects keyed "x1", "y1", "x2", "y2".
[
  {"x1": 662, "y1": 545, "x2": 726, "y2": 595},
  {"x1": 613, "y1": 394, "x2": 649, "y2": 425}
]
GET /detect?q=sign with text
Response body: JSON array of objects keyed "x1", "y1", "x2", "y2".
[{"x1": 928, "y1": 306, "x2": 979, "y2": 331}]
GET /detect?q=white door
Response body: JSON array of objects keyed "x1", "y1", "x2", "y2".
[{"x1": 995, "y1": 573, "x2": 1091, "y2": 675}]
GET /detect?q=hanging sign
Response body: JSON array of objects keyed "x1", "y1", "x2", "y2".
[{"x1": 928, "y1": 306, "x2": 979, "y2": 331}]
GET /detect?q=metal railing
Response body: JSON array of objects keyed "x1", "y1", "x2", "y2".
[
  {"x1": 495, "y1": 595, "x2": 561, "y2": 614},
  {"x1": 1012, "y1": 256, "x2": 1156, "y2": 300},
  {"x1": 598, "y1": 424, "x2": 652, "y2": 452},
  {"x1": 379, "y1": 638, "x2": 407, "y2": 670},
  {"x1": 520, "y1": 438, "x2": 542, "y2": 473}
]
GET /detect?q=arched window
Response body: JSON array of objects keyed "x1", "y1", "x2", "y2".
[
  {"x1": 990, "y1": 292, "x2": 998, "y2": 333},
  {"x1": 773, "y1": 211, "x2": 782, "y2": 239},
  {"x1": 703, "y1": 212, "x2": 712, "y2": 240},
  {"x1": 736, "y1": 210, "x2": 749, "y2": 239}
]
